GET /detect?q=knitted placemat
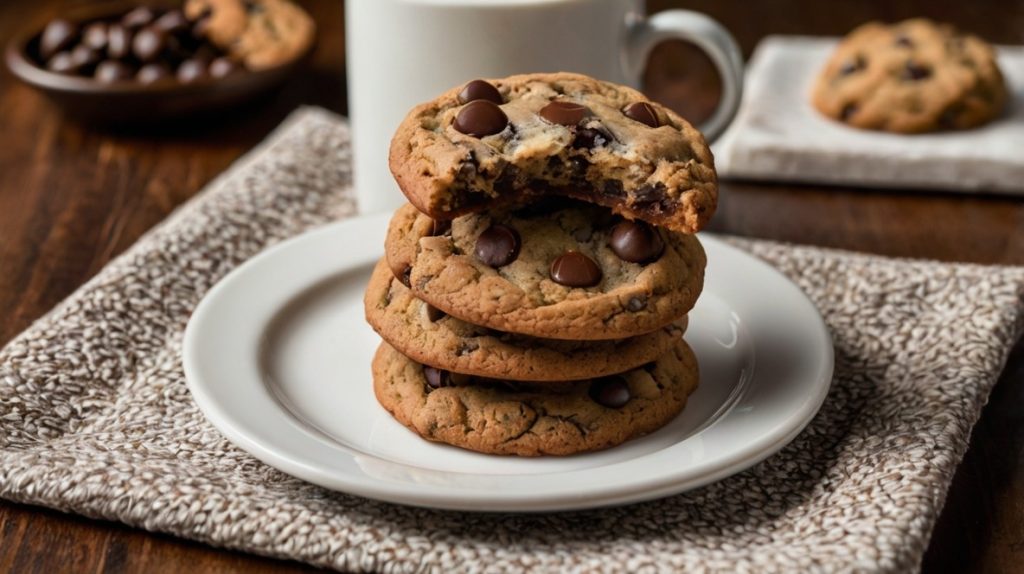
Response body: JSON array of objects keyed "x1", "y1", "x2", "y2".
[{"x1": 1, "y1": 107, "x2": 1022, "y2": 573}]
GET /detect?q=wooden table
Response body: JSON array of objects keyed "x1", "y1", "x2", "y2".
[{"x1": 1, "y1": 0, "x2": 1021, "y2": 571}]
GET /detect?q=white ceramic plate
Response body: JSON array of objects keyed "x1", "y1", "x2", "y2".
[{"x1": 183, "y1": 214, "x2": 833, "y2": 512}]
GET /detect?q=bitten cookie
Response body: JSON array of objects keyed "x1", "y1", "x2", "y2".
[
  {"x1": 384, "y1": 201, "x2": 705, "y2": 340},
  {"x1": 389, "y1": 72, "x2": 718, "y2": 234},
  {"x1": 365, "y1": 259, "x2": 687, "y2": 381},
  {"x1": 811, "y1": 18, "x2": 1007, "y2": 133},
  {"x1": 185, "y1": 0, "x2": 315, "y2": 70},
  {"x1": 372, "y1": 340, "x2": 699, "y2": 456}
]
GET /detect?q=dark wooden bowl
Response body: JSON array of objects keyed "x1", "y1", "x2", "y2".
[{"x1": 4, "y1": 2, "x2": 313, "y2": 125}]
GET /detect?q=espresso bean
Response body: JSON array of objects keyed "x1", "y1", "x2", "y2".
[
  {"x1": 589, "y1": 376, "x2": 630, "y2": 408},
  {"x1": 458, "y1": 79, "x2": 502, "y2": 105},
  {"x1": 610, "y1": 220, "x2": 664, "y2": 263},
  {"x1": 209, "y1": 57, "x2": 239, "y2": 78},
  {"x1": 453, "y1": 100, "x2": 508, "y2": 137},
  {"x1": 82, "y1": 22, "x2": 108, "y2": 51},
  {"x1": 423, "y1": 366, "x2": 450, "y2": 389},
  {"x1": 475, "y1": 224, "x2": 520, "y2": 268},
  {"x1": 46, "y1": 51, "x2": 78, "y2": 74},
  {"x1": 177, "y1": 58, "x2": 209, "y2": 83},
  {"x1": 107, "y1": 25, "x2": 132, "y2": 59},
  {"x1": 137, "y1": 63, "x2": 171, "y2": 84},
  {"x1": 95, "y1": 60, "x2": 134, "y2": 83},
  {"x1": 40, "y1": 19, "x2": 78, "y2": 59},
  {"x1": 539, "y1": 100, "x2": 588, "y2": 126},
  {"x1": 550, "y1": 251, "x2": 602, "y2": 287},
  {"x1": 154, "y1": 10, "x2": 190, "y2": 34},
  {"x1": 122, "y1": 6, "x2": 156, "y2": 30},
  {"x1": 133, "y1": 27, "x2": 167, "y2": 62},
  {"x1": 623, "y1": 101, "x2": 661, "y2": 127}
]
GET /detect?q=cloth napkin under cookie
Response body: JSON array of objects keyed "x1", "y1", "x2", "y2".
[{"x1": 1, "y1": 107, "x2": 1022, "y2": 573}]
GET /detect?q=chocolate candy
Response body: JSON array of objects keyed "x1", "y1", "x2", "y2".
[
  {"x1": 132, "y1": 27, "x2": 167, "y2": 62},
  {"x1": 550, "y1": 251, "x2": 602, "y2": 287},
  {"x1": 154, "y1": 10, "x2": 190, "y2": 35},
  {"x1": 589, "y1": 376, "x2": 631, "y2": 408},
  {"x1": 624, "y1": 102, "x2": 661, "y2": 127},
  {"x1": 40, "y1": 19, "x2": 78, "y2": 60},
  {"x1": 610, "y1": 220, "x2": 664, "y2": 264},
  {"x1": 177, "y1": 58, "x2": 209, "y2": 83},
  {"x1": 82, "y1": 22, "x2": 108, "y2": 50},
  {"x1": 539, "y1": 100, "x2": 588, "y2": 126},
  {"x1": 423, "y1": 366, "x2": 450, "y2": 388},
  {"x1": 95, "y1": 60, "x2": 134, "y2": 83},
  {"x1": 458, "y1": 79, "x2": 502, "y2": 105},
  {"x1": 902, "y1": 61, "x2": 932, "y2": 81},
  {"x1": 209, "y1": 57, "x2": 239, "y2": 79},
  {"x1": 46, "y1": 52, "x2": 78, "y2": 74},
  {"x1": 121, "y1": 6, "x2": 156, "y2": 30},
  {"x1": 106, "y1": 24, "x2": 132, "y2": 59},
  {"x1": 454, "y1": 100, "x2": 508, "y2": 137},
  {"x1": 137, "y1": 63, "x2": 171, "y2": 84},
  {"x1": 475, "y1": 224, "x2": 520, "y2": 268}
]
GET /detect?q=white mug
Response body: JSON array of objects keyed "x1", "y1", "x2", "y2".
[{"x1": 345, "y1": 0, "x2": 744, "y2": 214}]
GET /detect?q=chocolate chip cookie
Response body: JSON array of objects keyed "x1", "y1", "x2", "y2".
[
  {"x1": 184, "y1": 0, "x2": 314, "y2": 70},
  {"x1": 389, "y1": 73, "x2": 718, "y2": 234},
  {"x1": 372, "y1": 339, "x2": 699, "y2": 456},
  {"x1": 384, "y1": 201, "x2": 705, "y2": 340},
  {"x1": 365, "y1": 259, "x2": 687, "y2": 381},
  {"x1": 811, "y1": 18, "x2": 1007, "y2": 133}
]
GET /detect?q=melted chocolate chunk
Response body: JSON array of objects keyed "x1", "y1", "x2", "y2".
[
  {"x1": 550, "y1": 251, "x2": 602, "y2": 287},
  {"x1": 458, "y1": 79, "x2": 502, "y2": 105},
  {"x1": 589, "y1": 376, "x2": 631, "y2": 408},
  {"x1": 539, "y1": 100, "x2": 588, "y2": 126},
  {"x1": 572, "y1": 126, "x2": 613, "y2": 149},
  {"x1": 475, "y1": 225, "x2": 521, "y2": 267},
  {"x1": 623, "y1": 102, "x2": 661, "y2": 127},
  {"x1": 454, "y1": 100, "x2": 508, "y2": 137},
  {"x1": 602, "y1": 180, "x2": 625, "y2": 198}
]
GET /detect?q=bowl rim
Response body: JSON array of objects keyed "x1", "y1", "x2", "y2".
[{"x1": 4, "y1": 2, "x2": 314, "y2": 96}]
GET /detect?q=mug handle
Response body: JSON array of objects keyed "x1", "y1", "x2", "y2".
[{"x1": 623, "y1": 10, "x2": 744, "y2": 142}]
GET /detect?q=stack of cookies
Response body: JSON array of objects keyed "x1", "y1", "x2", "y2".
[{"x1": 365, "y1": 73, "x2": 718, "y2": 456}]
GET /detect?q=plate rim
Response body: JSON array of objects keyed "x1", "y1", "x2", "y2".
[{"x1": 183, "y1": 213, "x2": 834, "y2": 512}]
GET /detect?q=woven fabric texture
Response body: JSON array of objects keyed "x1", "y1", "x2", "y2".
[{"x1": 1, "y1": 108, "x2": 1022, "y2": 573}]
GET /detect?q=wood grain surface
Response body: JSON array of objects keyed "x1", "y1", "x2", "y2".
[{"x1": 0, "y1": 0, "x2": 1022, "y2": 572}]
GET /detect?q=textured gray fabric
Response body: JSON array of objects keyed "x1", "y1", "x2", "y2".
[{"x1": 1, "y1": 107, "x2": 1022, "y2": 573}]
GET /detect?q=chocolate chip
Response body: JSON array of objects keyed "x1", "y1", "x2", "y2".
[
  {"x1": 430, "y1": 218, "x2": 451, "y2": 236},
  {"x1": 458, "y1": 79, "x2": 502, "y2": 105},
  {"x1": 838, "y1": 55, "x2": 865, "y2": 76},
  {"x1": 840, "y1": 103, "x2": 858, "y2": 121},
  {"x1": 399, "y1": 265, "x2": 412, "y2": 288},
  {"x1": 895, "y1": 34, "x2": 914, "y2": 48},
  {"x1": 454, "y1": 100, "x2": 508, "y2": 137},
  {"x1": 475, "y1": 224, "x2": 520, "y2": 268},
  {"x1": 589, "y1": 376, "x2": 631, "y2": 408},
  {"x1": 539, "y1": 100, "x2": 588, "y2": 126},
  {"x1": 132, "y1": 27, "x2": 167, "y2": 62},
  {"x1": 550, "y1": 251, "x2": 602, "y2": 287},
  {"x1": 425, "y1": 303, "x2": 446, "y2": 322},
  {"x1": 623, "y1": 102, "x2": 661, "y2": 127},
  {"x1": 154, "y1": 10, "x2": 190, "y2": 35},
  {"x1": 572, "y1": 126, "x2": 612, "y2": 149},
  {"x1": 493, "y1": 165, "x2": 519, "y2": 194},
  {"x1": 82, "y1": 22, "x2": 108, "y2": 51},
  {"x1": 601, "y1": 180, "x2": 624, "y2": 197},
  {"x1": 209, "y1": 57, "x2": 239, "y2": 78},
  {"x1": 137, "y1": 63, "x2": 171, "y2": 84},
  {"x1": 122, "y1": 6, "x2": 156, "y2": 30},
  {"x1": 94, "y1": 60, "x2": 133, "y2": 83},
  {"x1": 902, "y1": 61, "x2": 931, "y2": 81},
  {"x1": 46, "y1": 51, "x2": 78, "y2": 74},
  {"x1": 610, "y1": 220, "x2": 665, "y2": 264},
  {"x1": 633, "y1": 183, "x2": 664, "y2": 205},
  {"x1": 106, "y1": 25, "x2": 132, "y2": 59},
  {"x1": 40, "y1": 19, "x2": 78, "y2": 60},
  {"x1": 627, "y1": 296, "x2": 647, "y2": 311},
  {"x1": 423, "y1": 366, "x2": 450, "y2": 389},
  {"x1": 177, "y1": 58, "x2": 209, "y2": 83}
]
